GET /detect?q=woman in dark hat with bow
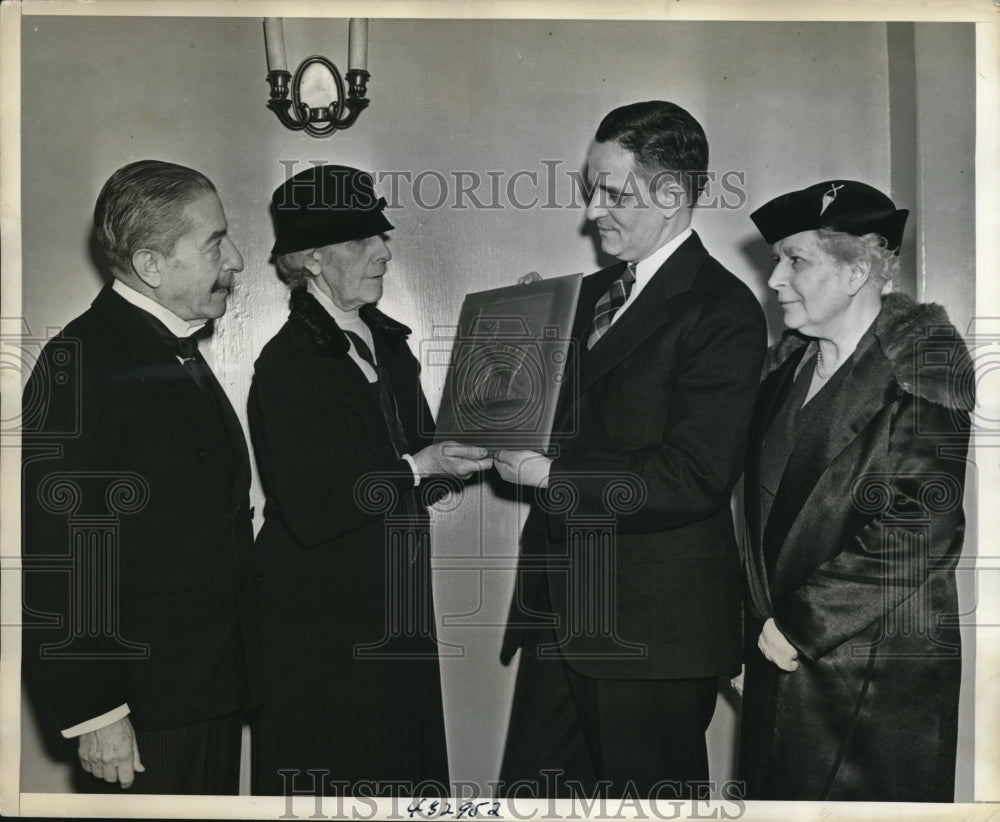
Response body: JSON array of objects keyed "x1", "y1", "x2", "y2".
[
  {"x1": 736, "y1": 180, "x2": 973, "y2": 801},
  {"x1": 248, "y1": 165, "x2": 491, "y2": 795}
]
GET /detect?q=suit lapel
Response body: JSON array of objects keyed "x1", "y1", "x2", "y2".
[
  {"x1": 93, "y1": 287, "x2": 248, "y2": 480},
  {"x1": 577, "y1": 233, "x2": 706, "y2": 396},
  {"x1": 198, "y1": 359, "x2": 252, "y2": 472},
  {"x1": 552, "y1": 265, "x2": 621, "y2": 430},
  {"x1": 765, "y1": 339, "x2": 895, "y2": 584}
]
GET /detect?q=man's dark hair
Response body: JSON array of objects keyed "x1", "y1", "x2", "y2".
[
  {"x1": 94, "y1": 159, "x2": 216, "y2": 274},
  {"x1": 595, "y1": 101, "x2": 709, "y2": 205}
]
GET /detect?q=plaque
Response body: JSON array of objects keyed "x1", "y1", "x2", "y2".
[{"x1": 431, "y1": 273, "x2": 582, "y2": 451}]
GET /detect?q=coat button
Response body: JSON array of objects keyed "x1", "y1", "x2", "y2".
[
  {"x1": 249, "y1": 506, "x2": 256, "y2": 519},
  {"x1": 197, "y1": 447, "x2": 208, "y2": 460},
  {"x1": 256, "y1": 576, "x2": 263, "y2": 585}
]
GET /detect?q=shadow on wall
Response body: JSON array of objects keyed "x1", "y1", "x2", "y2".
[{"x1": 20, "y1": 676, "x2": 76, "y2": 792}]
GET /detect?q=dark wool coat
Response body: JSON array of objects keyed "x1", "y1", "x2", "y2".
[
  {"x1": 247, "y1": 288, "x2": 449, "y2": 795},
  {"x1": 21, "y1": 286, "x2": 260, "y2": 734},
  {"x1": 739, "y1": 292, "x2": 973, "y2": 801}
]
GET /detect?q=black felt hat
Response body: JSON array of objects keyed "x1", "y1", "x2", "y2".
[
  {"x1": 750, "y1": 180, "x2": 908, "y2": 252},
  {"x1": 270, "y1": 164, "x2": 394, "y2": 255}
]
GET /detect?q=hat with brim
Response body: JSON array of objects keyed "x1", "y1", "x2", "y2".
[
  {"x1": 750, "y1": 180, "x2": 908, "y2": 252},
  {"x1": 270, "y1": 164, "x2": 394, "y2": 256}
]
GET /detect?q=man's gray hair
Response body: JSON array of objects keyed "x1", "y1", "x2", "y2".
[{"x1": 94, "y1": 159, "x2": 216, "y2": 275}]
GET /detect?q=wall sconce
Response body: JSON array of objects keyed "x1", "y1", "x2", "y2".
[{"x1": 263, "y1": 18, "x2": 370, "y2": 138}]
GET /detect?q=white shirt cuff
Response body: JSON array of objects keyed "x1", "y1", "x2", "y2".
[
  {"x1": 61, "y1": 704, "x2": 130, "y2": 738},
  {"x1": 402, "y1": 453, "x2": 420, "y2": 486}
]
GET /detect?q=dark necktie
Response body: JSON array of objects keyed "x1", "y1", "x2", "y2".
[
  {"x1": 342, "y1": 329, "x2": 412, "y2": 459},
  {"x1": 165, "y1": 334, "x2": 208, "y2": 392},
  {"x1": 144, "y1": 315, "x2": 247, "y2": 464},
  {"x1": 586, "y1": 262, "x2": 637, "y2": 350}
]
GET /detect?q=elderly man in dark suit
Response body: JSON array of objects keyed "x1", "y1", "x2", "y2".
[
  {"x1": 494, "y1": 101, "x2": 767, "y2": 798},
  {"x1": 22, "y1": 160, "x2": 258, "y2": 794}
]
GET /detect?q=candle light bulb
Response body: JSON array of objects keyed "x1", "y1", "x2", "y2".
[
  {"x1": 264, "y1": 18, "x2": 288, "y2": 73},
  {"x1": 348, "y1": 19, "x2": 368, "y2": 72}
]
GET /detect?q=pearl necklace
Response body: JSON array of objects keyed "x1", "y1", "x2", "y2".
[{"x1": 815, "y1": 347, "x2": 830, "y2": 380}]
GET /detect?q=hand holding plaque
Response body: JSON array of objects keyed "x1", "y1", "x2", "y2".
[{"x1": 493, "y1": 449, "x2": 552, "y2": 488}]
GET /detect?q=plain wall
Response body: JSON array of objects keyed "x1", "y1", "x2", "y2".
[
  {"x1": 16, "y1": 14, "x2": 974, "y2": 798},
  {"x1": 910, "y1": 22, "x2": 978, "y2": 801}
]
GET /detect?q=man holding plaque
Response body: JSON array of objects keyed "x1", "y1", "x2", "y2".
[{"x1": 495, "y1": 101, "x2": 767, "y2": 798}]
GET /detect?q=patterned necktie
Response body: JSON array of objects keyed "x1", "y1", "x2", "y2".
[
  {"x1": 586, "y1": 262, "x2": 637, "y2": 349},
  {"x1": 342, "y1": 329, "x2": 411, "y2": 458}
]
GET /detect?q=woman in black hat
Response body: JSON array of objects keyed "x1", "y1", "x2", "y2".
[
  {"x1": 248, "y1": 165, "x2": 491, "y2": 795},
  {"x1": 736, "y1": 180, "x2": 973, "y2": 801}
]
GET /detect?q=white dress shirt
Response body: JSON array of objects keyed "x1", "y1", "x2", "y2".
[
  {"x1": 112, "y1": 278, "x2": 205, "y2": 341},
  {"x1": 608, "y1": 227, "x2": 693, "y2": 329}
]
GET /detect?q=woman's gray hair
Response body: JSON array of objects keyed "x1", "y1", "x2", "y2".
[
  {"x1": 816, "y1": 228, "x2": 900, "y2": 292},
  {"x1": 274, "y1": 249, "x2": 314, "y2": 290}
]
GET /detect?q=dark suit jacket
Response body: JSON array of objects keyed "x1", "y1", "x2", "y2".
[
  {"x1": 502, "y1": 231, "x2": 767, "y2": 680},
  {"x1": 22, "y1": 286, "x2": 260, "y2": 732}
]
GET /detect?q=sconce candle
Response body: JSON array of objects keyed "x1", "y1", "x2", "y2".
[
  {"x1": 264, "y1": 17, "x2": 370, "y2": 138},
  {"x1": 348, "y1": 19, "x2": 368, "y2": 71},
  {"x1": 264, "y1": 18, "x2": 287, "y2": 73}
]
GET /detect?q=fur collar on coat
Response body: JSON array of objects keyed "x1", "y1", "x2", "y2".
[
  {"x1": 287, "y1": 286, "x2": 412, "y2": 357},
  {"x1": 764, "y1": 292, "x2": 973, "y2": 411}
]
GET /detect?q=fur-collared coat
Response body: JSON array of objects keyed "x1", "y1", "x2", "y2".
[
  {"x1": 247, "y1": 288, "x2": 448, "y2": 794},
  {"x1": 738, "y1": 293, "x2": 973, "y2": 801}
]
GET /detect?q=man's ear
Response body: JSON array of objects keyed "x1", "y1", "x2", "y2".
[
  {"x1": 845, "y1": 259, "x2": 873, "y2": 296},
  {"x1": 131, "y1": 248, "x2": 163, "y2": 288},
  {"x1": 651, "y1": 172, "x2": 687, "y2": 219}
]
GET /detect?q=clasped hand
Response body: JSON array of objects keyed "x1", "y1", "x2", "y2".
[
  {"x1": 493, "y1": 449, "x2": 552, "y2": 488},
  {"x1": 413, "y1": 442, "x2": 493, "y2": 479},
  {"x1": 758, "y1": 617, "x2": 800, "y2": 672}
]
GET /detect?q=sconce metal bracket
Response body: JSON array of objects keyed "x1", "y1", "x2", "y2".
[{"x1": 266, "y1": 55, "x2": 370, "y2": 138}]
